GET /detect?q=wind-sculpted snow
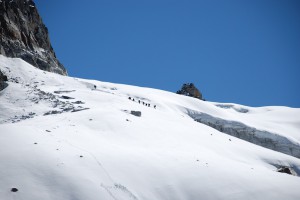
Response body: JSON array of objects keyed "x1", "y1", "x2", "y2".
[
  {"x1": 187, "y1": 110, "x2": 300, "y2": 159},
  {"x1": 1, "y1": 55, "x2": 300, "y2": 200}
]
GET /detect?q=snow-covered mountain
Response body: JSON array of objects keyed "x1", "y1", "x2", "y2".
[{"x1": 1, "y1": 54, "x2": 300, "y2": 200}]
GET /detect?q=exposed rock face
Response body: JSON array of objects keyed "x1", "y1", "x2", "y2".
[
  {"x1": 0, "y1": 0, "x2": 67, "y2": 75},
  {"x1": 177, "y1": 83, "x2": 203, "y2": 100},
  {"x1": 188, "y1": 111, "x2": 300, "y2": 159},
  {"x1": 0, "y1": 69, "x2": 8, "y2": 90}
]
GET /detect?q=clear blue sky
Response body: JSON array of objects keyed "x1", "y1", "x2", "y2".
[{"x1": 34, "y1": 0, "x2": 300, "y2": 107}]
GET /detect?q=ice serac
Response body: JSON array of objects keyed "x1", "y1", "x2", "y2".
[
  {"x1": 0, "y1": 0, "x2": 67, "y2": 75},
  {"x1": 188, "y1": 111, "x2": 300, "y2": 159}
]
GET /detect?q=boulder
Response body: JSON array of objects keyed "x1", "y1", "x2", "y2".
[{"x1": 131, "y1": 111, "x2": 142, "y2": 117}]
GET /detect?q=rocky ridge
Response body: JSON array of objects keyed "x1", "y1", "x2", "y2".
[
  {"x1": 176, "y1": 83, "x2": 203, "y2": 100},
  {"x1": 0, "y1": 0, "x2": 67, "y2": 75}
]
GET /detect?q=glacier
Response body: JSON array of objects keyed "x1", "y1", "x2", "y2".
[{"x1": 0, "y1": 55, "x2": 300, "y2": 200}]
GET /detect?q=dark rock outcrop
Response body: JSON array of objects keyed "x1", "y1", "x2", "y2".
[
  {"x1": 0, "y1": 69, "x2": 8, "y2": 90},
  {"x1": 277, "y1": 166, "x2": 293, "y2": 175},
  {"x1": 0, "y1": 0, "x2": 67, "y2": 75},
  {"x1": 176, "y1": 83, "x2": 203, "y2": 100}
]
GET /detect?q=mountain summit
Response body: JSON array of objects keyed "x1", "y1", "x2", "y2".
[{"x1": 0, "y1": 0, "x2": 67, "y2": 75}]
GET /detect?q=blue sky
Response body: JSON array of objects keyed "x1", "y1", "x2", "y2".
[{"x1": 34, "y1": 0, "x2": 300, "y2": 107}]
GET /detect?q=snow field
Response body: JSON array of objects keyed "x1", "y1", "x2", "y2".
[{"x1": 1, "y1": 55, "x2": 300, "y2": 200}]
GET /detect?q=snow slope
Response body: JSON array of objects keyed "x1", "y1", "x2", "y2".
[{"x1": 0, "y1": 55, "x2": 300, "y2": 200}]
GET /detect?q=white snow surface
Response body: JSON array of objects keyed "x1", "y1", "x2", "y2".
[{"x1": 0, "y1": 55, "x2": 300, "y2": 200}]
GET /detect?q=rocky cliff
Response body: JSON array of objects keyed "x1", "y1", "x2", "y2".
[{"x1": 0, "y1": 0, "x2": 67, "y2": 75}]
